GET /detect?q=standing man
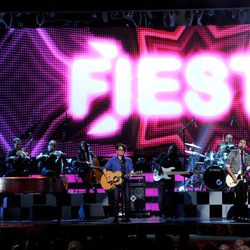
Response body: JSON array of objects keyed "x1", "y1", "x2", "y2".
[
  {"x1": 152, "y1": 144, "x2": 182, "y2": 219},
  {"x1": 226, "y1": 138, "x2": 250, "y2": 222},
  {"x1": 102, "y1": 143, "x2": 134, "y2": 224}
]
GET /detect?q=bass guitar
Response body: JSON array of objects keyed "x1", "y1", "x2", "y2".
[
  {"x1": 226, "y1": 168, "x2": 250, "y2": 188},
  {"x1": 101, "y1": 170, "x2": 143, "y2": 190},
  {"x1": 153, "y1": 166, "x2": 202, "y2": 182}
]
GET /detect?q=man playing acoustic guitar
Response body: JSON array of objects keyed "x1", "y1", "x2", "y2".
[
  {"x1": 102, "y1": 143, "x2": 134, "y2": 224},
  {"x1": 226, "y1": 138, "x2": 250, "y2": 222}
]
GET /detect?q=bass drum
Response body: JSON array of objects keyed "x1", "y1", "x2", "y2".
[{"x1": 203, "y1": 165, "x2": 226, "y2": 190}]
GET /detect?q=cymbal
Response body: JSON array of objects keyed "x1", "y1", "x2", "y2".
[
  {"x1": 185, "y1": 143, "x2": 201, "y2": 149},
  {"x1": 185, "y1": 150, "x2": 205, "y2": 158}
]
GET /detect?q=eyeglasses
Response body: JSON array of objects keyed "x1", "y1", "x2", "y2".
[{"x1": 118, "y1": 148, "x2": 124, "y2": 151}]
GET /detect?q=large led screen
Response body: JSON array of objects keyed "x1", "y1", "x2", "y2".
[{"x1": 0, "y1": 26, "x2": 249, "y2": 160}]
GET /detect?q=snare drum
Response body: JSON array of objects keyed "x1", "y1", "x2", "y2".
[{"x1": 203, "y1": 165, "x2": 226, "y2": 190}]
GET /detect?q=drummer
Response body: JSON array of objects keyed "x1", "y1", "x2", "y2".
[
  {"x1": 217, "y1": 134, "x2": 236, "y2": 166},
  {"x1": 218, "y1": 134, "x2": 235, "y2": 153}
]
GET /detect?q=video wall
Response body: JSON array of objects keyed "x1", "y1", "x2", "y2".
[{"x1": 0, "y1": 26, "x2": 249, "y2": 159}]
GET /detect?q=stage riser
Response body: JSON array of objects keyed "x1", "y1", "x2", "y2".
[{"x1": 0, "y1": 191, "x2": 247, "y2": 220}]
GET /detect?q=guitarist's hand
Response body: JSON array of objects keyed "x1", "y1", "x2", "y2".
[
  {"x1": 232, "y1": 176, "x2": 238, "y2": 183},
  {"x1": 106, "y1": 176, "x2": 112, "y2": 183}
]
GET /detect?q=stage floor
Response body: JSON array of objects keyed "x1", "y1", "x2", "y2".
[{"x1": 0, "y1": 216, "x2": 249, "y2": 238}]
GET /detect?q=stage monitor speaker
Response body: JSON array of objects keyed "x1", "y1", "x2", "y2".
[{"x1": 129, "y1": 181, "x2": 146, "y2": 212}]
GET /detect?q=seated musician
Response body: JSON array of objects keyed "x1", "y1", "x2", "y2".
[
  {"x1": 5, "y1": 137, "x2": 31, "y2": 177},
  {"x1": 218, "y1": 134, "x2": 235, "y2": 153},
  {"x1": 72, "y1": 141, "x2": 98, "y2": 192},
  {"x1": 217, "y1": 134, "x2": 236, "y2": 166},
  {"x1": 152, "y1": 144, "x2": 182, "y2": 219},
  {"x1": 36, "y1": 140, "x2": 65, "y2": 177}
]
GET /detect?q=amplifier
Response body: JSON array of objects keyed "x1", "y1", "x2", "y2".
[{"x1": 129, "y1": 176, "x2": 146, "y2": 211}]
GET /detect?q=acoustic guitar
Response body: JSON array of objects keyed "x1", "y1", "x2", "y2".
[{"x1": 101, "y1": 170, "x2": 143, "y2": 190}]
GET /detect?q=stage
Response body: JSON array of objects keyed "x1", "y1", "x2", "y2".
[{"x1": 0, "y1": 216, "x2": 249, "y2": 240}]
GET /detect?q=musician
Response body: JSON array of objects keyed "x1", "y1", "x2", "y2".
[
  {"x1": 102, "y1": 143, "x2": 134, "y2": 224},
  {"x1": 226, "y1": 138, "x2": 250, "y2": 222},
  {"x1": 36, "y1": 140, "x2": 65, "y2": 177},
  {"x1": 152, "y1": 144, "x2": 182, "y2": 219},
  {"x1": 218, "y1": 134, "x2": 236, "y2": 154},
  {"x1": 5, "y1": 137, "x2": 31, "y2": 177},
  {"x1": 72, "y1": 141, "x2": 98, "y2": 192}
]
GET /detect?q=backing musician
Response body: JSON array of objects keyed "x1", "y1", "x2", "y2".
[
  {"x1": 72, "y1": 141, "x2": 98, "y2": 192},
  {"x1": 152, "y1": 144, "x2": 182, "y2": 219},
  {"x1": 36, "y1": 140, "x2": 65, "y2": 177},
  {"x1": 217, "y1": 134, "x2": 236, "y2": 160},
  {"x1": 5, "y1": 137, "x2": 31, "y2": 177}
]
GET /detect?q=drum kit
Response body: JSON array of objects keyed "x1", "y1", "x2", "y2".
[{"x1": 179, "y1": 141, "x2": 235, "y2": 191}]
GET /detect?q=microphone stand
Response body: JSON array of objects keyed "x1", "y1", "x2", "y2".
[
  {"x1": 240, "y1": 148, "x2": 248, "y2": 219},
  {"x1": 178, "y1": 117, "x2": 197, "y2": 190}
]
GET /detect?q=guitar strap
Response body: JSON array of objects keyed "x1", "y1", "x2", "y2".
[
  {"x1": 241, "y1": 150, "x2": 245, "y2": 172},
  {"x1": 121, "y1": 161, "x2": 126, "y2": 178}
]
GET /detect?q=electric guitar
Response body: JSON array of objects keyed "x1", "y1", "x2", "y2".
[
  {"x1": 153, "y1": 166, "x2": 202, "y2": 182},
  {"x1": 226, "y1": 169, "x2": 250, "y2": 188},
  {"x1": 101, "y1": 170, "x2": 143, "y2": 190}
]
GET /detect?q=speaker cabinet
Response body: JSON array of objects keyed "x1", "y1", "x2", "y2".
[{"x1": 129, "y1": 177, "x2": 146, "y2": 212}]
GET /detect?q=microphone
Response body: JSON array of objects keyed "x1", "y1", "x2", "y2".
[
  {"x1": 230, "y1": 115, "x2": 235, "y2": 127},
  {"x1": 193, "y1": 117, "x2": 197, "y2": 128}
]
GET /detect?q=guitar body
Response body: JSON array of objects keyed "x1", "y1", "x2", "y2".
[
  {"x1": 101, "y1": 171, "x2": 123, "y2": 190},
  {"x1": 101, "y1": 170, "x2": 143, "y2": 190},
  {"x1": 153, "y1": 167, "x2": 175, "y2": 181},
  {"x1": 153, "y1": 167, "x2": 196, "y2": 182},
  {"x1": 226, "y1": 171, "x2": 242, "y2": 188}
]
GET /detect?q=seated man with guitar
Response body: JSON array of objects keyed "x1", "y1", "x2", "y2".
[
  {"x1": 225, "y1": 138, "x2": 250, "y2": 222},
  {"x1": 36, "y1": 140, "x2": 66, "y2": 177},
  {"x1": 101, "y1": 143, "x2": 134, "y2": 224},
  {"x1": 152, "y1": 144, "x2": 182, "y2": 219}
]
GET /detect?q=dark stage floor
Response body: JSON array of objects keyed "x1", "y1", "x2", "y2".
[{"x1": 0, "y1": 216, "x2": 249, "y2": 238}]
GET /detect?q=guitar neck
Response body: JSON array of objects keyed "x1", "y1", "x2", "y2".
[{"x1": 166, "y1": 171, "x2": 202, "y2": 175}]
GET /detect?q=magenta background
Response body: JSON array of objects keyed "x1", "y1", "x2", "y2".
[{"x1": 0, "y1": 26, "x2": 249, "y2": 162}]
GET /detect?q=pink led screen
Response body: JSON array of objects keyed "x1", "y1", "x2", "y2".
[{"x1": 0, "y1": 26, "x2": 249, "y2": 159}]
